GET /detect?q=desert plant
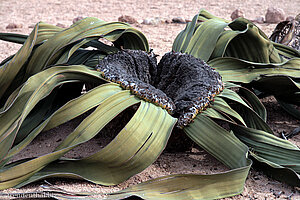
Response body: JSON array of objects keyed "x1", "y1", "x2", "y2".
[
  {"x1": 0, "y1": 10, "x2": 299, "y2": 200},
  {"x1": 270, "y1": 14, "x2": 300, "y2": 50},
  {"x1": 173, "y1": 10, "x2": 300, "y2": 117}
]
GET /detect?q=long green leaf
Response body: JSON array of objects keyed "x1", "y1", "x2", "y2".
[
  {"x1": 238, "y1": 87, "x2": 267, "y2": 121},
  {"x1": 185, "y1": 115, "x2": 248, "y2": 169},
  {"x1": 0, "y1": 33, "x2": 28, "y2": 44},
  {"x1": 12, "y1": 101, "x2": 176, "y2": 188},
  {"x1": 183, "y1": 19, "x2": 228, "y2": 61},
  {"x1": 209, "y1": 57, "x2": 300, "y2": 83},
  {"x1": 0, "y1": 24, "x2": 38, "y2": 101},
  {"x1": 211, "y1": 96, "x2": 246, "y2": 125},
  {"x1": 0, "y1": 90, "x2": 141, "y2": 189},
  {"x1": 4, "y1": 83, "x2": 122, "y2": 163},
  {"x1": 0, "y1": 65, "x2": 104, "y2": 162},
  {"x1": 106, "y1": 162, "x2": 251, "y2": 200},
  {"x1": 231, "y1": 124, "x2": 300, "y2": 186},
  {"x1": 251, "y1": 75, "x2": 300, "y2": 105},
  {"x1": 225, "y1": 19, "x2": 281, "y2": 63},
  {"x1": 172, "y1": 14, "x2": 199, "y2": 52},
  {"x1": 25, "y1": 18, "x2": 148, "y2": 77}
]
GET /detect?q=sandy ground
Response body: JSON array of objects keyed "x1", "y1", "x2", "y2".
[{"x1": 1, "y1": 0, "x2": 300, "y2": 199}]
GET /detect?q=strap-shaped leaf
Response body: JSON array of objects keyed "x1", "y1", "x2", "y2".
[
  {"x1": 272, "y1": 42, "x2": 300, "y2": 59},
  {"x1": 55, "y1": 90, "x2": 140, "y2": 150},
  {"x1": 250, "y1": 153, "x2": 300, "y2": 187},
  {"x1": 3, "y1": 83, "x2": 122, "y2": 163},
  {"x1": 172, "y1": 14, "x2": 199, "y2": 52},
  {"x1": 25, "y1": 18, "x2": 148, "y2": 77},
  {"x1": 0, "y1": 90, "x2": 141, "y2": 189},
  {"x1": 231, "y1": 124, "x2": 300, "y2": 186},
  {"x1": 34, "y1": 22, "x2": 64, "y2": 44},
  {"x1": 225, "y1": 19, "x2": 281, "y2": 63},
  {"x1": 108, "y1": 115, "x2": 254, "y2": 200},
  {"x1": 210, "y1": 29, "x2": 246, "y2": 60},
  {"x1": 66, "y1": 49, "x2": 103, "y2": 66},
  {"x1": 0, "y1": 65, "x2": 105, "y2": 162},
  {"x1": 218, "y1": 88, "x2": 249, "y2": 108},
  {"x1": 0, "y1": 22, "x2": 64, "y2": 46},
  {"x1": 55, "y1": 37, "x2": 98, "y2": 64},
  {"x1": 0, "y1": 24, "x2": 38, "y2": 101},
  {"x1": 183, "y1": 19, "x2": 228, "y2": 62},
  {"x1": 105, "y1": 113, "x2": 251, "y2": 200},
  {"x1": 202, "y1": 106, "x2": 230, "y2": 121},
  {"x1": 106, "y1": 161, "x2": 251, "y2": 200},
  {"x1": 44, "y1": 83, "x2": 122, "y2": 131},
  {"x1": 238, "y1": 87, "x2": 267, "y2": 121},
  {"x1": 185, "y1": 115, "x2": 248, "y2": 169},
  {"x1": 217, "y1": 88, "x2": 272, "y2": 133},
  {"x1": 0, "y1": 33, "x2": 28, "y2": 44},
  {"x1": 12, "y1": 90, "x2": 57, "y2": 144},
  {"x1": 211, "y1": 96, "x2": 246, "y2": 125},
  {"x1": 209, "y1": 57, "x2": 300, "y2": 83},
  {"x1": 202, "y1": 103, "x2": 300, "y2": 187},
  {"x1": 251, "y1": 75, "x2": 300, "y2": 105},
  {"x1": 12, "y1": 101, "x2": 176, "y2": 189}
]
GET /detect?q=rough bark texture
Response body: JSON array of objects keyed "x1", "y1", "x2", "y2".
[
  {"x1": 96, "y1": 49, "x2": 175, "y2": 113},
  {"x1": 96, "y1": 50, "x2": 223, "y2": 128},
  {"x1": 155, "y1": 52, "x2": 223, "y2": 127}
]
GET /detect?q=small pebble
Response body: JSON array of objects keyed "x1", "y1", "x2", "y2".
[
  {"x1": 265, "y1": 7, "x2": 286, "y2": 23},
  {"x1": 142, "y1": 17, "x2": 162, "y2": 26},
  {"x1": 172, "y1": 17, "x2": 186, "y2": 24},
  {"x1": 231, "y1": 9, "x2": 244, "y2": 20},
  {"x1": 252, "y1": 16, "x2": 265, "y2": 24},
  {"x1": 118, "y1": 15, "x2": 137, "y2": 24},
  {"x1": 6, "y1": 23, "x2": 23, "y2": 29}
]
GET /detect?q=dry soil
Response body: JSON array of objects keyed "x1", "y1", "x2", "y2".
[{"x1": 0, "y1": 0, "x2": 300, "y2": 199}]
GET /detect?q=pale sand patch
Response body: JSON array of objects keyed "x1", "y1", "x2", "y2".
[{"x1": 0, "y1": 0, "x2": 300, "y2": 199}]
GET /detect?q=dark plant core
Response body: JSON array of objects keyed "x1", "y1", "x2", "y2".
[
  {"x1": 96, "y1": 50, "x2": 176, "y2": 114},
  {"x1": 155, "y1": 52, "x2": 223, "y2": 128},
  {"x1": 96, "y1": 50, "x2": 224, "y2": 128}
]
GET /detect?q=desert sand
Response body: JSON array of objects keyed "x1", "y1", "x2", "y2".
[{"x1": 0, "y1": 0, "x2": 300, "y2": 199}]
